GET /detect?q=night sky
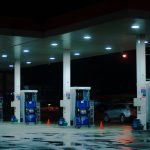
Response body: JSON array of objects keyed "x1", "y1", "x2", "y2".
[{"x1": 0, "y1": 0, "x2": 102, "y2": 18}]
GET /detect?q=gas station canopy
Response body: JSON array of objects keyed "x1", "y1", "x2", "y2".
[{"x1": 0, "y1": 0, "x2": 150, "y2": 70}]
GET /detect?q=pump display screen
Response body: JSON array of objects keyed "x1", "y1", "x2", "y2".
[
  {"x1": 25, "y1": 93, "x2": 33, "y2": 101},
  {"x1": 76, "y1": 90, "x2": 84, "y2": 100}
]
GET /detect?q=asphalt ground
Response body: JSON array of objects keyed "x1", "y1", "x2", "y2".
[{"x1": 0, "y1": 122, "x2": 150, "y2": 150}]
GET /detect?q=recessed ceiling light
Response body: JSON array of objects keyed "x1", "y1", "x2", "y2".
[
  {"x1": 51, "y1": 43, "x2": 58, "y2": 46},
  {"x1": 83, "y1": 36, "x2": 91, "y2": 39},
  {"x1": 49, "y1": 57, "x2": 55, "y2": 60},
  {"x1": 1, "y1": 54, "x2": 7, "y2": 58},
  {"x1": 74, "y1": 52, "x2": 80, "y2": 56},
  {"x1": 131, "y1": 25, "x2": 140, "y2": 29},
  {"x1": 23, "y1": 49, "x2": 29, "y2": 53},
  {"x1": 105, "y1": 47, "x2": 112, "y2": 50},
  {"x1": 145, "y1": 41, "x2": 148, "y2": 44},
  {"x1": 9, "y1": 64, "x2": 14, "y2": 68},
  {"x1": 26, "y1": 61, "x2": 31, "y2": 64}
]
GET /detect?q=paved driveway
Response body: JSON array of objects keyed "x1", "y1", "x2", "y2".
[{"x1": 0, "y1": 123, "x2": 150, "y2": 150}]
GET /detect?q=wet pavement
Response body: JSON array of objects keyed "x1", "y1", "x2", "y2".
[{"x1": 0, "y1": 123, "x2": 150, "y2": 150}]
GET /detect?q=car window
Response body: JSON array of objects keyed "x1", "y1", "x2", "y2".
[
  {"x1": 119, "y1": 104, "x2": 126, "y2": 109},
  {"x1": 112, "y1": 105, "x2": 121, "y2": 109},
  {"x1": 111, "y1": 104, "x2": 127, "y2": 109},
  {"x1": 111, "y1": 105, "x2": 118, "y2": 109}
]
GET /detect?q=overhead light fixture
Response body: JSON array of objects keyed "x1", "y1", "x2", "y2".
[
  {"x1": 138, "y1": 40, "x2": 148, "y2": 44},
  {"x1": 9, "y1": 64, "x2": 14, "y2": 68},
  {"x1": 1, "y1": 54, "x2": 7, "y2": 58},
  {"x1": 74, "y1": 52, "x2": 80, "y2": 56},
  {"x1": 105, "y1": 47, "x2": 112, "y2": 50},
  {"x1": 131, "y1": 25, "x2": 140, "y2": 29},
  {"x1": 49, "y1": 57, "x2": 55, "y2": 60},
  {"x1": 83, "y1": 35, "x2": 91, "y2": 39},
  {"x1": 26, "y1": 61, "x2": 31, "y2": 64},
  {"x1": 51, "y1": 43, "x2": 58, "y2": 46},
  {"x1": 23, "y1": 49, "x2": 29, "y2": 53}
]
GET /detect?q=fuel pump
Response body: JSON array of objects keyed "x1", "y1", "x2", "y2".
[
  {"x1": 133, "y1": 82, "x2": 150, "y2": 130},
  {"x1": 20, "y1": 90, "x2": 38, "y2": 123},
  {"x1": 60, "y1": 87, "x2": 94, "y2": 127}
]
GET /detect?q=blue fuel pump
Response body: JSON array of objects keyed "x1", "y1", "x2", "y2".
[
  {"x1": 20, "y1": 90, "x2": 38, "y2": 123},
  {"x1": 72, "y1": 88, "x2": 94, "y2": 128},
  {"x1": 60, "y1": 87, "x2": 94, "y2": 127},
  {"x1": 75, "y1": 99, "x2": 90, "y2": 128},
  {"x1": 25, "y1": 100, "x2": 37, "y2": 123}
]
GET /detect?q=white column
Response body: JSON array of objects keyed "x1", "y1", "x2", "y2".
[
  {"x1": 61, "y1": 33, "x2": 71, "y2": 126},
  {"x1": 11, "y1": 45, "x2": 21, "y2": 123},
  {"x1": 136, "y1": 34, "x2": 146, "y2": 129},
  {"x1": 63, "y1": 49, "x2": 71, "y2": 101},
  {"x1": 63, "y1": 49, "x2": 71, "y2": 126},
  {"x1": 14, "y1": 60, "x2": 21, "y2": 122}
]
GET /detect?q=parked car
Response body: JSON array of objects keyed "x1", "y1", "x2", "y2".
[{"x1": 103, "y1": 103, "x2": 137, "y2": 123}]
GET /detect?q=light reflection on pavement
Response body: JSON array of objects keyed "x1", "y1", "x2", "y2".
[{"x1": 0, "y1": 123, "x2": 150, "y2": 150}]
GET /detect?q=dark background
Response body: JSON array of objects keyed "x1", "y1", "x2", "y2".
[{"x1": 22, "y1": 50, "x2": 137, "y2": 99}]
